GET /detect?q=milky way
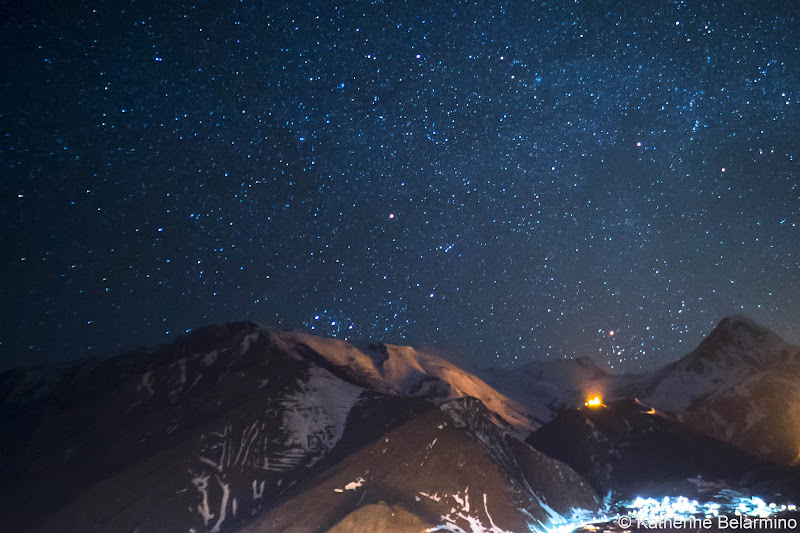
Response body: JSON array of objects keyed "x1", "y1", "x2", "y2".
[{"x1": 2, "y1": 1, "x2": 799, "y2": 371}]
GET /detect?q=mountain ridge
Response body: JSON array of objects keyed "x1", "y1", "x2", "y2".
[
  {"x1": 2, "y1": 314, "x2": 799, "y2": 531},
  {"x1": 0, "y1": 321, "x2": 596, "y2": 533}
]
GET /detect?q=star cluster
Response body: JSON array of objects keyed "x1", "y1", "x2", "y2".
[{"x1": 2, "y1": 0, "x2": 798, "y2": 371}]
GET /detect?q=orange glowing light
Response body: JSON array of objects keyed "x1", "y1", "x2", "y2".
[{"x1": 585, "y1": 396, "x2": 602, "y2": 408}]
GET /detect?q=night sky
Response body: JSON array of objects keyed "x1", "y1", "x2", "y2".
[{"x1": 2, "y1": 0, "x2": 799, "y2": 372}]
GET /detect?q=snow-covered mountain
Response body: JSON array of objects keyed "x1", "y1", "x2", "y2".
[
  {"x1": 3, "y1": 314, "x2": 798, "y2": 532},
  {"x1": 479, "y1": 315, "x2": 800, "y2": 468},
  {"x1": 240, "y1": 397, "x2": 598, "y2": 533},
  {"x1": 638, "y1": 315, "x2": 796, "y2": 410},
  {"x1": 274, "y1": 329, "x2": 539, "y2": 436},
  {"x1": 478, "y1": 356, "x2": 611, "y2": 423},
  {"x1": 634, "y1": 315, "x2": 800, "y2": 466},
  {"x1": 0, "y1": 322, "x2": 596, "y2": 533}
]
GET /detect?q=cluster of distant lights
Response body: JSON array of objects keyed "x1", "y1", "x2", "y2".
[
  {"x1": 540, "y1": 495, "x2": 796, "y2": 533},
  {"x1": 624, "y1": 495, "x2": 796, "y2": 522}
]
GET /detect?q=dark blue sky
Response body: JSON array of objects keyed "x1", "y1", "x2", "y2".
[{"x1": 2, "y1": 0, "x2": 799, "y2": 371}]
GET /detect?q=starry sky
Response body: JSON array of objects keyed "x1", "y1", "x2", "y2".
[{"x1": 2, "y1": 0, "x2": 799, "y2": 372}]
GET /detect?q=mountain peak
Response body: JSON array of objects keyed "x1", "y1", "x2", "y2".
[
  {"x1": 641, "y1": 315, "x2": 796, "y2": 412},
  {"x1": 696, "y1": 315, "x2": 786, "y2": 362},
  {"x1": 713, "y1": 314, "x2": 778, "y2": 338}
]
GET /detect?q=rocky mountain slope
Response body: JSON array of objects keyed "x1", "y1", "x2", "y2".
[
  {"x1": 527, "y1": 398, "x2": 800, "y2": 500},
  {"x1": 240, "y1": 397, "x2": 598, "y2": 533},
  {"x1": 634, "y1": 315, "x2": 800, "y2": 466},
  {"x1": 0, "y1": 322, "x2": 596, "y2": 533},
  {"x1": 2, "y1": 314, "x2": 798, "y2": 532}
]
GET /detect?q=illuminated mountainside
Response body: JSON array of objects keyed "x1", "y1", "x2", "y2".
[
  {"x1": 274, "y1": 329, "x2": 538, "y2": 436},
  {"x1": 0, "y1": 322, "x2": 594, "y2": 533}
]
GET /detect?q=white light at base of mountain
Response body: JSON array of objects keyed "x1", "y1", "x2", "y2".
[
  {"x1": 530, "y1": 493, "x2": 795, "y2": 533},
  {"x1": 626, "y1": 494, "x2": 791, "y2": 523}
]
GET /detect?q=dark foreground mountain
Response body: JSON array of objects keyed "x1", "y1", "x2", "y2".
[
  {"x1": 239, "y1": 397, "x2": 597, "y2": 533},
  {"x1": 0, "y1": 322, "x2": 597, "y2": 533},
  {"x1": 527, "y1": 398, "x2": 800, "y2": 500}
]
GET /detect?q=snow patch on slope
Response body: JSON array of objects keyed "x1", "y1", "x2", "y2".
[
  {"x1": 279, "y1": 365, "x2": 364, "y2": 467},
  {"x1": 421, "y1": 489, "x2": 513, "y2": 533}
]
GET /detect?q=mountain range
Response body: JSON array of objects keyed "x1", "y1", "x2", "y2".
[{"x1": 1, "y1": 315, "x2": 798, "y2": 532}]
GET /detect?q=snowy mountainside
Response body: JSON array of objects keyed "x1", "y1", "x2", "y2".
[
  {"x1": 640, "y1": 315, "x2": 795, "y2": 411},
  {"x1": 274, "y1": 329, "x2": 539, "y2": 435},
  {"x1": 479, "y1": 314, "x2": 800, "y2": 467},
  {"x1": 0, "y1": 321, "x2": 565, "y2": 533},
  {"x1": 478, "y1": 356, "x2": 611, "y2": 423},
  {"x1": 1, "y1": 322, "x2": 382, "y2": 532},
  {"x1": 635, "y1": 315, "x2": 800, "y2": 465},
  {"x1": 240, "y1": 397, "x2": 600, "y2": 533},
  {"x1": 678, "y1": 369, "x2": 800, "y2": 466},
  {"x1": 4, "y1": 314, "x2": 799, "y2": 531}
]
